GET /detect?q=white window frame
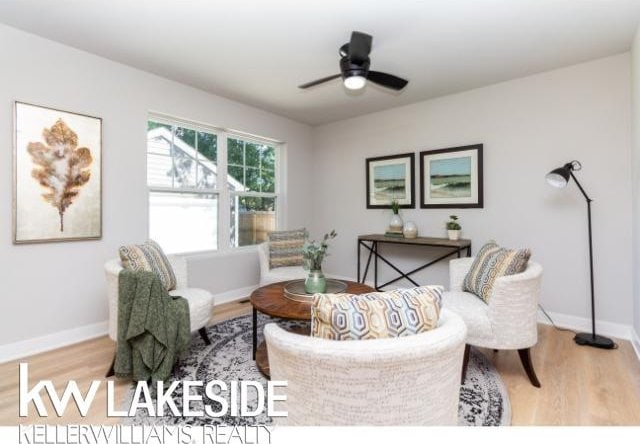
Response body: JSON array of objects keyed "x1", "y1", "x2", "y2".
[{"x1": 147, "y1": 113, "x2": 283, "y2": 254}]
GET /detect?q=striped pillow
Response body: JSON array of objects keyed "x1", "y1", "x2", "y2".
[
  {"x1": 118, "y1": 240, "x2": 177, "y2": 291},
  {"x1": 311, "y1": 286, "x2": 443, "y2": 340},
  {"x1": 268, "y1": 228, "x2": 307, "y2": 269},
  {"x1": 462, "y1": 241, "x2": 531, "y2": 303}
]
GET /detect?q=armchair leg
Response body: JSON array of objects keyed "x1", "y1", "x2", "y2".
[
  {"x1": 461, "y1": 344, "x2": 470, "y2": 383},
  {"x1": 517, "y1": 348, "x2": 541, "y2": 388},
  {"x1": 199, "y1": 327, "x2": 211, "y2": 345},
  {"x1": 106, "y1": 354, "x2": 115, "y2": 378}
]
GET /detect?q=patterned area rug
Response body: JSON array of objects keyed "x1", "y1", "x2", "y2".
[{"x1": 123, "y1": 313, "x2": 511, "y2": 426}]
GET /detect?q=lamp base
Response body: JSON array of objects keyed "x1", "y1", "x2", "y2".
[{"x1": 574, "y1": 332, "x2": 616, "y2": 349}]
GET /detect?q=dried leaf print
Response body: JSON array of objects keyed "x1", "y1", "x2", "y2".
[{"x1": 27, "y1": 119, "x2": 93, "y2": 232}]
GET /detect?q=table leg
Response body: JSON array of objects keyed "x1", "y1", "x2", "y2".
[
  {"x1": 374, "y1": 241, "x2": 378, "y2": 290},
  {"x1": 357, "y1": 240, "x2": 361, "y2": 283},
  {"x1": 252, "y1": 307, "x2": 257, "y2": 360},
  {"x1": 361, "y1": 242, "x2": 374, "y2": 283}
]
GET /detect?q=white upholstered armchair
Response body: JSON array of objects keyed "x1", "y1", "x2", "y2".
[
  {"x1": 104, "y1": 255, "x2": 215, "y2": 375},
  {"x1": 443, "y1": 257, "x2": 543, "y2": 387},
  {"x1": 257, "y1": 241, "x2": 307, "y2": 285},
  {"x1": 264, "y1": 309, "x2": 467, "y2": 425}
]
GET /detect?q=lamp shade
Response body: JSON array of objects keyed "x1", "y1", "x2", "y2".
[{"x1": 545, "y1": 165, "x2": 572, "y2": 188}]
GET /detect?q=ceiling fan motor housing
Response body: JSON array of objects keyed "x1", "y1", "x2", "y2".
[{"x1": 340, "y1": 56, "x2": 369, "y2": 80}]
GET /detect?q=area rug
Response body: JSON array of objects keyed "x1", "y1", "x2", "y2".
[{"x1": 123, "y1": 313, "x2": 511, "y2": 426}]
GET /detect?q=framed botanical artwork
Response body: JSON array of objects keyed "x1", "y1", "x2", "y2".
[
  {"x1": 366, "y1": 152, "x2": 415, "y2": 209},
  {"x1": 420, "y1": 144, "x2": 483, "y2": 208},
  {"x1": 13, "y1": 101, "x2": 102, "y2": 243}
]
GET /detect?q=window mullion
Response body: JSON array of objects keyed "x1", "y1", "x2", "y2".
[
  {"x1": 276, "y1": 144, "x2": 283, "y2": 230},
  {"x1": 242, "y1": 140, "x2": 246, "y2": 191},
  {"x1": 195, "y1": 131, "x2": 199, "y2": 187},
  {"x1": 218, "y1": 132, "x2": 230, "y2": 251},
  {"x1": 170, "y1": 126, "x2": 176, "y2": 189}
]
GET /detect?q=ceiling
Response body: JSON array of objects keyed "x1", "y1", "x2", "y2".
[{"x1": 1, "y1": 0, "x2": 639, "y2": 125}]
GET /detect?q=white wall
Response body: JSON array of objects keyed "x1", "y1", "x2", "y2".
[
  {"x1": 312, "y1": 54, "x2": 633, "y2": 326},
  {"x1": 632, "y1": 25, "x2": 640, "y2": 344},
  {"x1": 0, "y1": 24, "x2": 314, "y2": 347}
]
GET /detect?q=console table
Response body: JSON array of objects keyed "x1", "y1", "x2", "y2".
[{"x1": 357, "y1": 234, "x2": 472, "y2": 290}]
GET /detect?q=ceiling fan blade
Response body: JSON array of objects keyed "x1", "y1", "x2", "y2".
[
  {"x1": 298, "y1": 74, "x2": 342, "y2": 89},
  {"x1": 367, "y1": 71, "x2": 408, "y2": 90},
  {"x1": 348, "y1": 31, "x2": 372, "y2": 64}
]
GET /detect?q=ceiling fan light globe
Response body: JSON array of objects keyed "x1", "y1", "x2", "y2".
[{"x1": 344, "y1": 75, "x2": 366, "y2": 90}]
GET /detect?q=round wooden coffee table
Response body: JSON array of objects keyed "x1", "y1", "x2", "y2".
[{"x1": 250, "y1": 279, "x2": 374, "y2": 378}]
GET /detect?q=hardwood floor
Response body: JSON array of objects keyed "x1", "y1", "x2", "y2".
[{"x1": 1, "y1": 299, "x2": 639, "y2": 425}]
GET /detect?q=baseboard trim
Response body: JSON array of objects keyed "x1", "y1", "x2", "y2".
[
  {"x1": 631, "y1": 328, "x2": 640, "y2": 362},
  {"x1": 0, "y1": 321, "x2": 108, "y2": 364},
  {"x1": 0, "y1": 284, "x2": 258, "y2": 364},
  {"x1": 213, "y1": 284, "x2": 257, "y2": 305},
  {"x1": 537, "y1": 310, "x2": 632, "y2": 341},
  {"x1": 4, "y1": 280, "x2": 635, "y2": 364},
  {"x1": 331, "y1": 273, "x2": 638, "y2": 344}
]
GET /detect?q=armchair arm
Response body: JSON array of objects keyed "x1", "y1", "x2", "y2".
[
  {"x1": 258, "y1": 242, "x2": 271, "y2": 277},
  {"x1": 167, "y1": 254, "x2": 188, "y2": 289},
  {"x1": 487, "y1": 261, "x2": 543, "y2": 349},
  {"x1": 104, "y1": 259, "x2": 123, "y2": 341},
  {"x1": 449, "y1": 257, "x2": 474, "y2": 291}
]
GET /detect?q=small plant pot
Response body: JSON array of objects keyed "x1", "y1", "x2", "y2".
[{"x1": 447, "y1": 229, "x2": 461, "y2": 241}]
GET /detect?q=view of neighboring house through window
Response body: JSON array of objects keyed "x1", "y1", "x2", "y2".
[{"x1": 147, "y1": 117, "x2": 280, "y2": 253}]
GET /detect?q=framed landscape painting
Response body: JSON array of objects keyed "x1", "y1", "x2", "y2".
[
  {"x1": 13, "y1": 102, "x2": 102, "y2": 243},
  {"x1": 420, "y1": 144, "x2": 483, "y2": 208},
  {"x1": 366, "y1": 152, "x2": 415, "y2": 209}
]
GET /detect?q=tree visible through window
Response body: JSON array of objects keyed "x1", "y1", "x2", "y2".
[{"x1": 227, "y1": 137, "x2": 277, "y2": 247}]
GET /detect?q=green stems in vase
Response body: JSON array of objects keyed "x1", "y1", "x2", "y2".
[{"x1": 302, "y1": 230, "x2": 337, "y2": 293}]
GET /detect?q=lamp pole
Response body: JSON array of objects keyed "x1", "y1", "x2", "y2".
[{"x1": 568, "y1": 171, "x2": 615, "y2": 349}]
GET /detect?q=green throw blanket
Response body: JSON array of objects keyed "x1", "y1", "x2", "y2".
[{"x1": 114, "y1": 269, "x2": 191, "y2": 383}]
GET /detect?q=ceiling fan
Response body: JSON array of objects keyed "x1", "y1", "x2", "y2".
[{"x1": 298, "y1": 31, "x2": 409, "y2": 91}]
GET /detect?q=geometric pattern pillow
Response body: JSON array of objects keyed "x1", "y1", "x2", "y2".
[
  {"x1": 462, "y1": 241, "x2": 531, "y2": 303},
  {"x1": 310, "y1": 286, "x2": 443, "y2": 340},
  {"x1": 118, "y1": 239, "x2": 177, "y2": 291},
  {"x1": 267, "y1": 228, "x2": 307, "y2": 269}
]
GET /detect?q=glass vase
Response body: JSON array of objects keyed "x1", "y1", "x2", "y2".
[{"x1": 305, "y1": 269, "x2": 327, "y2": 294}]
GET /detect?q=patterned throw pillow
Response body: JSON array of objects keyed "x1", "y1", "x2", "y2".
[
  {"x1": 268, "y1": 228, "x2": 307, "y2": 269},
  {"x1": 311, "y1": 286, "x2": 443, "y2": 340},
  {"x1": 118, "y1": 240, "x2": 177, "y2": 291},
  {"x1": 462, "y1": 241, "x2": 531, "y2": 303}
]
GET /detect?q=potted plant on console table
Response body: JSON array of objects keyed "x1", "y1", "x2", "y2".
[
  {"x1": 302, "y1": 230, "x2": 337, "y2": 293},
  {"x1": 446, "y1": 215, "x2": 461, "y2": 241}
]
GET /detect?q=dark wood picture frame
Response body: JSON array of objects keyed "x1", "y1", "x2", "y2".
[
  {"x1": 419, "y1": 144, "x2": 483, "y2": 209},
  {"x1": 366, "y1": 152, "x2": 415, "y2": 209}
]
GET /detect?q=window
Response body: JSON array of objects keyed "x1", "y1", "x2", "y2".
[
  {"x1": 147, "y1": 117, "x2": 281, "y2": 254},
  {"x1": 227, "y1": 137, "x2": 278, "y2": 247}
]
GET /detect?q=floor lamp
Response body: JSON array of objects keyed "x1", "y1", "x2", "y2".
[{"x1": 545, "y1": 160, "x2": 616, "y2": 349}]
